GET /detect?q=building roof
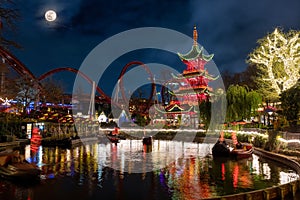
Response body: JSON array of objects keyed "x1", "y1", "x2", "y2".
[
  {"x1": 177, "y1": 26, "x2": 214, "y2": 62},
  {"x1": 178, "y1": 45, "x2": 214, "y2": 62}
]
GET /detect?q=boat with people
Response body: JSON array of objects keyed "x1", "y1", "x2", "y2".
[
  {"x1": 0, "y1": 150, "x2": 41, "y2": 181},
  {"x1": 106, "y1": 127, "x2": 121, "y2": 144},
  {"x1": 142, "y1": 128, "x2": 153, "y2": 145},
  {"x1": 230, "y1": 143, "x2": 253, "y2": 159},
  {"x1": 212, "y1": 140, "x2": 230, "y2": 157},
  {"x1": 142, "y1": 136, "x2": 153, "y2": 145},
  {"x1": 107, "y1": 134, "x2": 120, "y2": 143},
  {"x1": 212, "y1": 131, "x2": 253, "y2": 159}
]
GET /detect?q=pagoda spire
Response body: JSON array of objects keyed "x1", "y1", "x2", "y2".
[
  {"x1": 177, "y1": 26, "x2": 213, "y2": 62},
  {"x1": 193, "y1": 25, "x2": 198, "y2": 46}
]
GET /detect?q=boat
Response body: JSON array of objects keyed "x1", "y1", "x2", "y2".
[
  {"x1": 142, "y1": 136, "x2": 152, "y2": 145},
  {"x1": 103, "y1": 127, "x2": 121, "y2": 144},
  {"x1": 107, "y1": 134, "x2": 120, "y2": 143},
  {"x1": 212, "y1": 141, "x2": 230, "y2": 157},
  {"x1": 212, "y1": 141, "x2": 253, "y2": 159},
  {"x1": 212, "y1": 131, "x2": 230, "y2": 157},
  {"x1": 230, "y1": 143, "x2": 253, "y2": 159},
  {"x1": 0, "y1": 150, "x2": 41, "y2": 181},
  {"x1": 212, "y1": 131, "x2": 253, "y2": 159}
]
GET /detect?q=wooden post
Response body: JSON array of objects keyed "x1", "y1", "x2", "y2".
[
  {"x1": 290, "y1": 182, "x2": 297, "y2": 198},
  {"x1": 278, "y1": 186, "x2": 285, "y2": 200},
  {"x1": 263, "y1": 190, "x2": 270, "y2": 200},
  {"x1": 245, "y1": 193, "x2": 252, "y2": 200}
]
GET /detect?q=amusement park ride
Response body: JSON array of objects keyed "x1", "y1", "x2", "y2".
[
  {"x1": 0, "y1": 26, "x2": 219, "y2": 128},
  {"x1": 0, "y1": 26, "x2": 254, "y2": 159}
]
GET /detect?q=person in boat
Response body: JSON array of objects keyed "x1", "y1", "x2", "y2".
[
  {"x1": 1, "y1": 150, "x2": 25, "y2": 166},
  {"x1": 109, "y1": 127, "x2": 120, "y2": 136},
  {"x1": 217, "y1": 135, "x2": 228, "y2": 147},
  {"x1": 236, "y1": 141, "x2": 243, "y2": 149},
  {"x1": 12, "y1": 150, "x2": 25, "y2": 163},
  {"x1": 212, "y1": 136, "x2": 230, "y2": 157}
]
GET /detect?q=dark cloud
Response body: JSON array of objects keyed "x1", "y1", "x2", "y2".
[
  {"x1": 188, "y1": 0, "x2": 300, "y2": 72},
  {"x1": 4, "y1": 0, "x2": 300, "y2": 93},
  {"x1": 70, "y1": 0, "x2": 192, "y2": 37}
]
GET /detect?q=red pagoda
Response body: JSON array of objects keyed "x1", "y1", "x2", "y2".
[{"x1": 161, "y1": 26, "x2": 218, "y2": 127}]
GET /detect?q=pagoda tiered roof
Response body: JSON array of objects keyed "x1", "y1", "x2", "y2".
[
  {"x1": 177, "y1": 85, "x2": 212, "y2": 93},
  {"x1": 171, "y1": 71, "x2": 219, "y2": 81},
  {"x1": 164, "y1": 102, "x2": 195, "y2": 114},
  {"x1": 178, "y1": 45, "x2": 214, "y2": 62},
  {"x1": 153, "y1": 101, "x2": 195, "y2": 114},
  {"x1": 177, "y1": 26, "x2": 214, "y2": 62}
]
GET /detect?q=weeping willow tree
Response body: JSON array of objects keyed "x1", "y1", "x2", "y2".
[
  {"x1": 246, "y1": 90, "x2": 262, "y2": 117},
  {"x1": 226, "y1": 84, "x2": 262, "y2": 122},
  {"x1": 247, "y1": 28, "x2": 300, "y2": 101}
]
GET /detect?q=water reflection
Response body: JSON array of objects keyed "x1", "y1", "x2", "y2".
[{"x1": 0, "y1": 140, "x2": 298, "y2": 200}]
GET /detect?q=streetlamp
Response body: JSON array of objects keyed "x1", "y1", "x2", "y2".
[{"x1": 268, "y1": 110, "x2": 273, "y2": 128}]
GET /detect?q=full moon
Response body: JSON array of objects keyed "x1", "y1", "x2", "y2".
[{"x1": 45, "y1": 10, "x2": 57, "y2": 22}]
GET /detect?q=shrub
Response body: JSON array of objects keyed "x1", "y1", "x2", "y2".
[{"x1": 252, "y1": 135, "x2": 267, "y2": 148}]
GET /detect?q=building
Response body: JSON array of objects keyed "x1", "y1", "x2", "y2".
[{"x1": 159, "y1": 26, "x2": 218, "y2": 128}]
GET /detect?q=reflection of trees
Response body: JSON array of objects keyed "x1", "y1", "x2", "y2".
[
  {"x1": 268, "y1": 161, "x2": 280, "y2": 185},
  {"x1": 159, "y1": 156, "x2": 257, "y2": 198},
  {"x1": 38, "y1": 145, "x2": 98, "y2": 181},
  {"x1": 159, "y1": 156, "x2": 214, "y2": 199},
  {"x1": 15, "y1": 143, "x2": 298, "y2": 199},
  {"x1": 252, "y1": 158, "x2": 282, "y2": 189}
]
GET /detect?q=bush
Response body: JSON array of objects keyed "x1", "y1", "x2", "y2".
[
  {"x1": 252, "y1": 135, "x2": 267, "y2": 148},
  {"x1": 264, "y1": 130, "x2": 279, "y2": 151},
  {"x1": 237, "y1": 133, "x2": 250, "y2": 143}
]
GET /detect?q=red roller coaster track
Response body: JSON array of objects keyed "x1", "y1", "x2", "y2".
[
  {"x1": 0, "y1": 47, "x2": 156, "y2": 113},
  {"x1": 118, "y1": 61, "x2": 155, "y2": 113},
  {"x1": 38, "y1": 67, "x2": 111, "y2": 102},
  {"x1": 0, "y1": 47, "x2": 37, "y2": 80}
]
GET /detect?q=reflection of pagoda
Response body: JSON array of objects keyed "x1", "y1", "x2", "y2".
[{"x1": 162, "y1": 26, "x2": 218, "y2": 127}]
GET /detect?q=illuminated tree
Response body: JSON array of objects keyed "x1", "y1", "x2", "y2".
[{"x1": 247, "y1": 28, "x2": 300, "y2": 101}]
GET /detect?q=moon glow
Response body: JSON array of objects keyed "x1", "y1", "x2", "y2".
[{"x1": 45, "y1": 10, "x2": 57, "y2": 22}]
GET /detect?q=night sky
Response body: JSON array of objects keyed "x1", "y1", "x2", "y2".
[{"x1": 4, "y1": 0, "x2": 300, "y2": 94}]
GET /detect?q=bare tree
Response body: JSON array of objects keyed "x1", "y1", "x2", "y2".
[
  {"x1": 13, "y1": 76, "x2": 40, "y2": 115},
  {"x1": 0, "y1": 0, "x2": 20, "y2": 49},
  {"x1": 41, "y1": 79, "x2": 65, "y2": 105}
]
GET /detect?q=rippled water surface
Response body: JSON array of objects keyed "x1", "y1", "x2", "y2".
[{"x1": 0, "y1": 140, "x2": 298, "y2": 200}]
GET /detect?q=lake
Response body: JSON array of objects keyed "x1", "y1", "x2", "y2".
[{"x1": 0, "y1": 139, "x2": 298, "y2": 200}]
